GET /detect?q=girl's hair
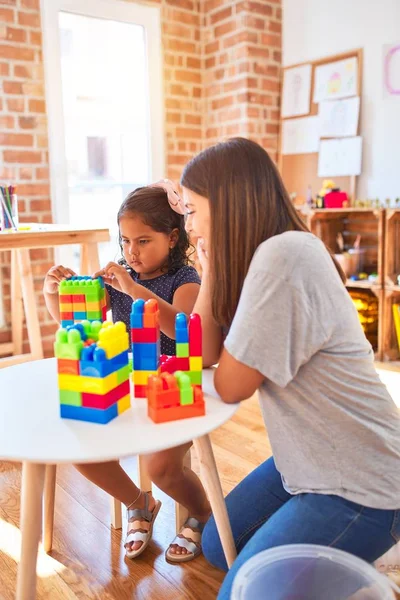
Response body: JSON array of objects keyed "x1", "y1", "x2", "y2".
[
  {"x1": 117, "y1": 186, "x2": 192, "y2": 274},
  {"x1": 181, "y1": 137, "x2": 346, "y2": 328}
]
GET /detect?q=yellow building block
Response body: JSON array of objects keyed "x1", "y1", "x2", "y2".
[
  {"x1": 73, "y1": 302, "x2": 86, "y2": 312},
  {"x1": 118, "y1": 394, "x2": 131, "y2": 415},
  {"x1": 60, "y1": 303, "x2": 73, "y2": 312},
  {"x1": 189, "y1": 357, "x2": 203, "y2": 371},
  {"x1": 58, "y1": 370, "x2": 119, "y2": 394},
  {"x1": 133, "y1": 370, "x2": 159, "y2": 385},
  {"x1": 97, "y1": 321, "x2": 129, "y2": 358},
  {"x1": 86, "y1": 301, "x2": 101, "y2": 311}
]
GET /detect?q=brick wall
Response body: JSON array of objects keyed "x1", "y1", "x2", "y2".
[{"x1": 0, "y1": 0, "x2": 281, "y2": 357}]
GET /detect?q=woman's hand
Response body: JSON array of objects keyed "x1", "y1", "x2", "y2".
[
  {"x1": 94, "y1": 262, "x2": 136, "y2": 297},
  {"x1": 196, "y1": 238, "x2": 209, "y2": 274},
  {"x1": 43, "y1": 265, "x2": 76, "y2": 295}
]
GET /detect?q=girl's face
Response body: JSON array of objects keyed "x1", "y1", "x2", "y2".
[
  {"x1": 119, "y1": 216, "x2": 178, "y2": 278},
  {"x1": 183, "y1": 188, "x2": 210, "y2": 250}
]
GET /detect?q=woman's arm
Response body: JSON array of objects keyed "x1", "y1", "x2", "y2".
[{"x1": 214, "y1": 349, "x2": 265, "y2": 403}]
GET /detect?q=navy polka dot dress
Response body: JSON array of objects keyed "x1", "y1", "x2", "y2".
[{"x1": 106, "y1": 266, "x2": 200, "y2": 355}]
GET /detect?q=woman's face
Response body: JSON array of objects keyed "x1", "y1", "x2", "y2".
[{"x1": 182, "y1": 187, "x2": 211, "y2": 249}]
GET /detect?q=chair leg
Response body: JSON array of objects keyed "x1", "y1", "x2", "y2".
[
  {"x1": 175, "y1": 450, "x2": 191, "y2": 533},
  {"x1": 43, "y1": 464, "x2": 57, "y2": 553},
  {"x1": 193, "y1": 434, "x2": 237, "y2": 568}
]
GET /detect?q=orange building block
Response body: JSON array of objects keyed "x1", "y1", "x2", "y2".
[
  {"x1": 57, "y1": 358, "x2": 80, "y2": 375},
  {"x1": 147, "y1": 375, "x2": 205, "y2": 423}
]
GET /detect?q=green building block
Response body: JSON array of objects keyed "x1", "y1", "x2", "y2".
[
  {"x1": 175, "y1": 371, "x2": 193, "y2": 405},
  {"x1": 187, "y1": 370, "x2": 202, "y2": 386},
  {"x1": 54, "y1": 328, "x2": 84, "y2": 359},
  {"x1": 116, "y1": 364, "x2": 131, "y2": 384},
  {"x1": 87, "y1": 311, "x2": 102, "y2": 320},
  {"x1": 59, "y1": 390, "x2": 82, "y2": 406},
  {"x1": 176, "y1": 343, "x2": 189, "y2": 358}
]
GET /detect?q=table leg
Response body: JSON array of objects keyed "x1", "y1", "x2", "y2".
[
  {"x1": 86, "y1": 242, "x2": 101, "y2": 274},
  {"x1": 137, "y1": 455, "x2": 152, "y2": 493},
  {"x1": 110, "y1": 496, "x2": 122, "y2": 530},
  {"x1": 16, "y1": 462, "x2": 46, "y2": 600},
  {"x1": 11, "y1": 249, "x2": 23, "y2": 355},
  {"x1": 193, "y1": 434, "x2": 237, "y2": 568},
  {"x1": 43, "y1": 464, "x2": 57, "y2": 553},
  {"x1": 80, "y1": 243, "x2": 89, "y2": 275},
  {"x1": 18, "y1": 249, "x2": 43, "y2": 361}
]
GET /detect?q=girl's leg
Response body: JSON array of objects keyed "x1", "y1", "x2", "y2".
[
  {"x1": 75, "y1": 461, "x2": 157, "y2": 553},
  {"x1": 216, "y1": 492, "x2": 399, "y2": 600},
  {"x1": 202, "y1": 456, "x2": 292, "y2": 570},
  {"x1": 143, "y1": 442, "x2": 211, "y2": 557}
]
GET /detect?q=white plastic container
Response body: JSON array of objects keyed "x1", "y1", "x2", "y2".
[{"x1": 231, "y1": 544, "x2": 398, "y2": 600}]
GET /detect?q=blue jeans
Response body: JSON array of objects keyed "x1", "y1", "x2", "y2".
[{"x1": 202, "y1": 457, "x2": 400, "y2": 600}]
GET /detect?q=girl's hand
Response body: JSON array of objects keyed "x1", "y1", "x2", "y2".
[
  {"x1": 196, "y1": 238, "x2": 209, "y2": 273},
  {"x1": 94, "y1": 262, "x2": 136, "y2": 297},
  {"x1": 44, "y1": 265, "x2": 76, "y2": 295}
]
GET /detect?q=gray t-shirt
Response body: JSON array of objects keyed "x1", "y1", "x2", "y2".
[{"x1": 225, "y1": 231, "x2": 400, "y2": 509}]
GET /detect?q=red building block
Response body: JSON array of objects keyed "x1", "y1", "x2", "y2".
[
  {"x1": 82, "y1": 380, "x2": 129, "y2": 409},
  {"x1": 189, "y1": 314, "x2": 202, "y2": 356},
  {"x1": 159, "y1": 355, "x2": 190, "y2": 373},
  {"x1": 148, "y1": 387, "x2": 205, "y2": 424},
  {"x1": 57, "y1": 358, "x2": 80, "y2": 375},
  {"x1": 72, "y1": 294, "x2": 86, "y2": 303},
  {"x1": 131, "y1": 327, "x2": 160, "y2": 343},
  {"x1": 59, "y1": 294, "x2": 72, "y2": 303},
  {"x1": 60, "y1": 311, "x2": 74, "y2": 320},
  {"x1": 134, "y1": 384, "x2": 148, "y2": 398}
]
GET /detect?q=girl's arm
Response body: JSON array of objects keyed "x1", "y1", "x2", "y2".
[
  {"x1": 191, "y1": 240, "x2": 223, "y2": 368},
  {"x1": 43, "y1": 265, "x2": 76, "y2": 324},
  {"x1": 94, "y1": 262, "x2": 199, "y2": 340}
]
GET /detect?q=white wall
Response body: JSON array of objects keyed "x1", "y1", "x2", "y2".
[{"x1": 283, "y1": 0, "x2": 400, "y2": 200}]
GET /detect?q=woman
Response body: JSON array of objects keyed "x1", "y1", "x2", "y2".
[{"x1": 181, "y1": 137, "x2": 400, "y2": 599}]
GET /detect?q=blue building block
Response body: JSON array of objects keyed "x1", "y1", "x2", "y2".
[
  {"x1": 80, "y1": 348, "x2": 129, "y2": 378},
  {"x1": 60, "y1": 402, "x2": 118, "y2": 424},
  {"x1": 61, "y1": 320, "x2": 74, "y2": 328},
  {"x1": 130, "y1": 299, "x2": 145, "y2": 329},
  {"x1": 74, "y1": 311, "x2": 87, "y2": 320},
  {"x1": 175, "y1": 313, "x2": 189, "y2": 343},
  {"x1": 133, "y1": 342, "x2": 159, "y2": 371}
]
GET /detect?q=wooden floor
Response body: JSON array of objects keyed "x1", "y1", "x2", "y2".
[{"x1": 0, "y1": 395, "x2": 272, "y2": 600}]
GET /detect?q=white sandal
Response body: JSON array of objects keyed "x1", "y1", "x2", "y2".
[
  {"x1": 165, "y1": 517, "x2": 204, "y2": 563},
  {"x1": 124, "y1": 492, "x2": 162, "y2": 559}
]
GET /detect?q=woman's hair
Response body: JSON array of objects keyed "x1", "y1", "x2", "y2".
[
  {"x1": 117, "y1": 186, "x2": 192, "y2": 274},
  {"x1": 181, "y1": 137, "x2": 346, "y2": 328}
]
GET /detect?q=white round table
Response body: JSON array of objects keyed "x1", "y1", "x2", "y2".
[{"x1": 0, "y1": 358, "x2": 238, "y2": 600}]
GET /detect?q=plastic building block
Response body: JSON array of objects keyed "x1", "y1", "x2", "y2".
[
  {"x1": 61, "y1": 320, "x2": 74, "y2": 328},
  {"x1": 189, "y1": 314, "x2": 202, "y2": 356},
  {"x1": 60, "y1": 311, "x2": 74, "y2": 320},
  {"x1": 132, "y1": 370, "x2": 159, "y2": 385},
  {"x1": 188, "y1": 370, "x2": 202, "y2": 386},
  {"x1": 160, "y1": 355, "x2": 190, "y2": 373},
  {"x1": 130, "y1": 299, "x2": 145, "y2": 329},
  {"x1": 118, "y1": 394, "x2": 131, "y2": 415},
  {"x1": 131, "y1": 327, "x2": 160, "y2": 343},
  {"x1": 74, "y1": 311, "x2": 87, "y2": 320},
  {"x1": 60, "y1": 402, "x2": 118, "y2": 424},
  {"x1": 116, "y1": 364, "x2": 130, "y2": 385},
  {"x1": 189, "y1": 357, "x2": 202, "y2": 371},
  {"x1": 59, "y1": 389, "x2": 82, "y2": 406},
  {"x1": 176, "y1": 313, "x2": 189, "y2": 343},
  {"x1": 133, "y1": 383, "x2": 148, "y2": 398},
  {"x1": 82, "y1": 380, "x2": 129, "y2": 409},
  {"x1": 57, "y1": 358, "x2": 80, "y2": 375},
  {"x1": 54, "y1": 328, "x2": 84, "y2": 360},
  {"x1": 79, "y1": 347, "x2": 129, "y2": 378},
  {"x1": 60, "y1": 303, "x2": 73, "y2": 312},
  {"x1": 59, "y1": 294, "x2": 72, "y2": 303},
  {"x1": 72, "y1": 294, "x2": 86, "y2": 303},
  {"x1": 147, "y1": 373, "x2": 205, "y2": 423},
  {"x1": 97, "y1": 321, "x2": 130, "y2": 359},
  {"x1": 73, "y1": 302, "x2": 86, "y2": 311},
  {"x1": 176, "y1": 343, "x2": 189, "y2": 358}
]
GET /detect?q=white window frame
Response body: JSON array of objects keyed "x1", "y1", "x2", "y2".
[{"x1": 40, "y1": 0, "x2": 165, "y2": 226}]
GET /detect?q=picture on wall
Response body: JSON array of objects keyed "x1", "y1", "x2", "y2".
[
  {"x1": 383, "y1": 42, "x2": 400, "y2": 97},
  {"x1": 281, "y1": 63, "x2": 312, "y2": 118},
  {"x1": 313, "y1": 57, "x2": 358, "y2": 103}
]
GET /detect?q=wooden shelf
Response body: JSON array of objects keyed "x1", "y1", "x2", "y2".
[{"x1": 345, "y1": 280, "x2": 378, "y2": 290}]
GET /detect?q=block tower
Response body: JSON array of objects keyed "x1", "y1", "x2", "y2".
[
  {"x1": 55, "y1": 320, "x2": 131, "y2": 424},
  {"x1": 147, "y1": 371, "x2": 205, "y2": 424},
  {"x1": 130, "y1": 298, "x2": 161, "y2": 398},
  {"x1": 160, "y1": 313, "x2": 202, "y2": 387},
  {"x1": 59, "y1": 276, "x2": 107, "y2": 328}
]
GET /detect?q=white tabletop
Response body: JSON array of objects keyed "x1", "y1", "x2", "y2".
[{"x1": 0, "y1": 358, "x2": 238, "y2": 464}]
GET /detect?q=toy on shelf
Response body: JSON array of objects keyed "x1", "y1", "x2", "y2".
[
  {"x1": 55, "y1": 320, "x2": 131, "y2": 424},
  {"x1": 59, "y1": 276, "x2": 107, "y2": 328},
  {"x1": 316, "y1": 179, "x2": 348, "y2": 209},
  {"x1": 130, "y1": 299, "x2": 161, "y2": 398},
  {"x1": 147, "y1": 371, "x2": 205, "y2": 424},
  {"x1": 160, "y1": 313, "x2": 202, "y2": 387}
]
